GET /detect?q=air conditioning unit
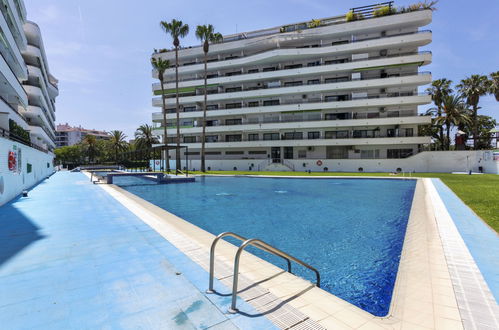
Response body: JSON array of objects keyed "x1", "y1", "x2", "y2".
[
  {"x1": 380, "y1": 88, "x2": 386, "y2": 93},
  {"x1": 302, "y1": 94, "x2": 307, "y2": 99},
  {"x1": 379, "y1": 107, "x2": 386, "y2": 112},
  {"x1": 307, "y1": 146, "x2": 315, "y2": 151}
]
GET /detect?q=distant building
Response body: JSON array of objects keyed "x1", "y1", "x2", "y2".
[{"x1": 55, "y1": 123, "x2": 109, "y2": 147}]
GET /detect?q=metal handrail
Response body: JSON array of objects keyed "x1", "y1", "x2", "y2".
[
  {"x1": 207, "y1": 232, "x2": 292, "y2": 293},
  {"x1": 228, "y1": 238, "x2": 320, "y2": 313}
]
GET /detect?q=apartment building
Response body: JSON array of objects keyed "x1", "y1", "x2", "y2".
[
  {"x1": 151, "y1": 3, "x2": 432, "y2": 171},
  {"x1": 0, "y1": 0, "x2": 57, "y2": 205},
  {"x1": 55, "y1": 123, "x2": 109, "y2": 147},
  {"x1": 0, "y1": 0, "x2": 58, "y2": 152}
]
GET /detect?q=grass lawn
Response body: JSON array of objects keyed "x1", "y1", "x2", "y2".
[{"x1": 187, "y1": 171, "x2": 499, "y2": 233}]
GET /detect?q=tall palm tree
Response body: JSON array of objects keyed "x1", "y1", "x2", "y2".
[
  {"x1": 434, "y1": 95, "x2": 471, "y2": 150},
  {"x1": 426, "y1": 79, "x2": 452, "y2": 150},
  {"x1": 160, "y1": 19, "x2": 189, "y2": 173},
  {"x1": 195, "y1": 24, "x2": 223, "y2": 172},
  {"x1": 457, "y1": 75, "x2": 490, "y2": 149},
  {"x1": 151, "y1": 57, "x2": 171, "y2": 172},
  {"x1": 489, "y1": 71, "x2": 499, "y2": 102},
  {"x1": 134, "y1": 124, "x2": 159, "y2": 150},
  {"x1": 82, "y1": 134, "x2": 98, "y2": 163},
  {"x1": 109, "y1": 130, "x2": 128, "y2": 163}
]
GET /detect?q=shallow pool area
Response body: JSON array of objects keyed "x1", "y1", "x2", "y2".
[{"x1": 116, "y1": 176, "x2": 416, "y2": 316}]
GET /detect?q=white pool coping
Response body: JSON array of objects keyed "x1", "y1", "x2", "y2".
[{"x1": 87, "y1": 172, "x2": 491, "y2": 329}]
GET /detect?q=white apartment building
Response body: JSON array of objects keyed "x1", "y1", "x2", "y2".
[
  {"x1": 151, "y1": 4, "x2": 433, "y2": 171},
  {"x1": 55, "y1": 123, "x2": 110, "y2": 147},
  {"x1": 0, "y1": 0, "x2": 58, "y2": 152},
  {"x1": 0, "y1": 0, "x2": 57, "y2": 205}
]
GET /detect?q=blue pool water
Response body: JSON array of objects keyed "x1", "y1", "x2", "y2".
[{"x1": 115, "y1": 176, "x2": 416, "y2": 316}]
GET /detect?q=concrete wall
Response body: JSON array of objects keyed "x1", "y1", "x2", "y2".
[
  {"x1": 0, "y1": 137, "x2": 54, "y2": 206},
  {"x1": 152, "y1": 150, "x2": 499, "y2": 174}
]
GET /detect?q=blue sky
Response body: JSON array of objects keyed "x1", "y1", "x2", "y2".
[{"x1": 24, "y1": 0, "x2": 499, "y2": 139}]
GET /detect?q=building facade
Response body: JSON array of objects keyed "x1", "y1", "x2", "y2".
[
  {"x1": 151, "y1": 4, "x2": 432, "y2": 171},
  {"x1": 55, "y1": 123, "x2": 110, "y2": 147},
  {"x1": 0, "y1": 0, "x2": 58, "y2": 152},
  {"x1": 0, "y1": 0, "x2": 57, "y2": 205}
]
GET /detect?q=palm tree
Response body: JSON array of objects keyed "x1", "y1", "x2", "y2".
[
  {"x1": 134, "y1": 124, "x2": 159, "y2": 150},
  {"x1": 489, "y1": 71, "x2": 499, "y2": 102},
  {"x1": 434, "y1": 95, "x2": 471, "y2": 150},
  {"x1": 82, "y1": 134, "x2": 98, "y2": 163},
  {"x1": 160, "y1": 19, "x2": 189, "y2": 173},
  {"x1": 426, "y1": 79, "x2": 452, "y2": 150},
  {"x1": 151, "y1": 57, "x2": 171, "y2": 172},
  {"x1": 109, "y1": 130, "x2": 128, "y2": 163},
  {"x1": 457, "y1": 75, "x2": 490, "y2": 149},
  {"x1": 195, "y1": 24, "x2": 223, "y2": 172}
]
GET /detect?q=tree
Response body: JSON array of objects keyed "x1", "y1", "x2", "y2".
[
  {"x1": 82, "y1": 134, "x2": 98, "y2": 163},
  {"x1": 134, "y1": 124, "x2": 159, "y2": 150},
  {"x1": 426, "y1": 79, "x2": 453, "y2": 150},
  {"x1": 195, "y1": 24, "x2": 222, "y2": 172},
  {"x1": 109, "y1": 130, "x2": 128, "y2": 163},
  {"x1": 151, "y1": 57, "x2": 171, "y2": 172},
  {"x1": 433, "y1": 95, "x2": 471, "y2": 150},
  {"x1": 489, "y1": 71, "x2": 499, "y2": 102},
  {"x1": 457, "y1": 75, "x2": 490, "y2": 149},
  {"x1": 463, "y1": 115, "x2": 497, "y2": 150},
  {"x1": 160, "y1": 19, "x2": 189, "y2": 173}
]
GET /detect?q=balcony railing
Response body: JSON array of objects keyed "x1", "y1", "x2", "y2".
[
  {"x1": 0, "y1": 127, "x2": 49, "y2": 153},
  {"x1": 159, "y1": 71, "x2": 430, "y2": 105},
  {"x1": 153, "y1": 8, "x2": 430, "y2": 56},
  {"x1": 159, "y1": 42, "x2": 431, "y2": 85}
]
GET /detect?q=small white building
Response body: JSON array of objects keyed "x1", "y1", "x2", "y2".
[{"x1": 55, "y1": 123, "x2": 110, "y2": 147}]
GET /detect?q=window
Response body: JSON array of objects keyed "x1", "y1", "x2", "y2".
[
  {"x1": 308, "y1": 132, "x2": 320, "y2": 139},
  {"x1": 361, "y1": 150, "x2": 380, "y2": 159},
  {"x1": 205, "y1": 135, "x2": 218, "y2": 142},
  {"x1": 331, "y1": 40, "x2": 349, "y2": 46},
  {"x1": 225, "y1": 87, "x2": 242, "y2": 93},
  {"x1": 225, "y1": 134, "x2": 242, "y2": 142},
  {"x1": 248, "y1": 134, "x2": 259, "y2": 141},
  {"x1": 263, "y1": 67, "x2": 276, "y2": 72},
  {"x1": 405, "y1": 128, "x2": 414, "y2": 137},
  {"x1": 298, "y1": 150, "x2": 307, "y2": 158},
  {"x1": 325, "y1": 58, "x2": 348, "y2": 64},
  {"x1": 183, "y1": 106, "x2": 197, "y2": 112},
  {"x1": 263, "y1": 133, "x2": 279, "y2": 140},
  {"x1": 325, "y1": 95, "x2": 349, "y2": 102},
  {"x1": 206, "y1": 120, "x2": 219, "y2": 127},
  {"x1": 307, "y1": 61, "x2": 320, "y2": 67},
  {"x1": 225, "y1": 151, "x2": 244, "y2": 155},
  {"x1": 225, "y1": 70, "x2": 242, "y2": 76},
  {"x1": 183, "y1": 136, "x2": 196, "y2": 143},
  {"x1": 207, "y1": 73, "x2": 218, "y2": 78},
  {"x1": 263, "y1": 100, "x2": 280, "y2": 106},
  {"x1": 325, "y1": 76, "x2": 349, "y2": 83},
  {"x1": 226, "y1": 102, "x2": 242, "y2": 109},
  {"x1": 387, "y1": 111, "x2": 400, "y2": 118},
  {"x1": 283, "y1": 132, "x2": 303, "y2": 140},
  {"x1": 283, "y1": 147, "x2": 293, "y2": 159},
  {"x1": 225, "y1": 118, "x2": 242, "y2": 125},
  {"x1": 325, "y1": 131, "x2": 349, "y2": 139},
  {"x1": 353, "y1": 130, "x2": 375, "y2": 138},
  {"x1": 284, "y1": 81, "x2": 303, "y2": 87},
  {"x1": 325, "y1": 113, "x2": 350, "y2": 120},
  {"x1": 206, "y1": 104, "x2": 218, "y2": 110},
  {"x1": 387, "y1": 129, "x2": 396, "y2": 137},
  {"x1": 248, "y1": 150, "x2": 267, "y2": 155},
  {"x1": 248, "y1": 69, "x2": 259, "y2": 73},
  {"x1": 387, "y1": 149, "x2": 413, "y2": 159},
  {"x1": 284, "y1": 64, "x2": 303, "y2": 69},
  {"x1": 307, "y1": 79, "x2": 320, "y2": 85},
  {"x1": 205, "y1": 151, "x2": 221, "y2": 155},
  {"x1": 248, "y1": 101, "x2": 259, "y2": 107},
  {"x1": 225, "y1": 55, "x2": 239, "y2": 60},
  {"x1": 184, "y1": 152, "x2": 200, "y2": 155}
]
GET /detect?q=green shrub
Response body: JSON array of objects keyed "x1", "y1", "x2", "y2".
[
  {"x1": 373, "y1": 5, "x2": 396, "y2": 17},
  {"x1": 346, "y1": 11, "x2": 364, "y2": 22},
  {"x1": 9, "y1": 119, "x2": 30, "y2": 143}
]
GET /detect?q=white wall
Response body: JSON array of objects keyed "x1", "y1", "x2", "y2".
[
  {"x1": 151, "y1": 151, "x2": 499, "y2": 174},
  {"x1": 0, "y1": 137, "x2": 54, "y2": 206}
]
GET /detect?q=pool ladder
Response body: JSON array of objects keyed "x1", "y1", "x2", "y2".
[{"x1": 207, "y1": 232, "x2": 321, "y2": 313}]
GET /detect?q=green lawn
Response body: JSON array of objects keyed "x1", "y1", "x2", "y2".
[{"x1": 188, "y1": 171, "x2": 499, "y2": 233}]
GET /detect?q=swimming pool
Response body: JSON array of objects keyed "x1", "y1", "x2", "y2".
[{"x1": 114, "y1": 176, "x2": 416, "y2": 316}]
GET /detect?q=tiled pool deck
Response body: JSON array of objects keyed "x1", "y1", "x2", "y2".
[
  {"x1": 0, "y1": 172, "x2": 275, "y2": 329},
  {"x1": 1, "y1": 172, "x2": 498, "y2": 329}
]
